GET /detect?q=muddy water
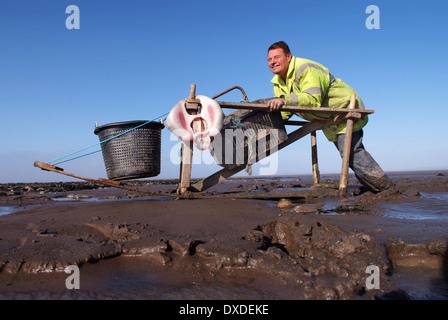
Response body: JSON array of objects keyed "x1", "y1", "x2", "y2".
[
  {"x1": 393, "y1": 266, "x2": 448, "y2": 300},
  {"x1": 67, "y1": 256, "x2": 283, "y2": 300},
  {"x1": 378, "y1": 192, "x2": 448, "y2": 220},
  {"x1": 376, "y1": 190, "x2": 448, "y2": 299},
  {"x1": 0, "y1": 259, "x2": 283, "y2": 300}
]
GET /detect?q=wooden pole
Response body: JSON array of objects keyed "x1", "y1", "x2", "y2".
[
  {"x1": 189, "y1": 83, "x2": 196, "y2": 102},
  {"x1": 177, "y1": 83, "x2": 196, "y2": 195},
  {"x1": 178, "y1": 140, "x2": 193, "y2": 194},
  {"x1": 33, "y1": 161, "x2": 170, "y2": 195},
  {"x1": 339, "y1": 94, "x2": 357, "y2": 196},
  {"x1": 311, "y1": 131, "x2": 320, "y2": 186}
]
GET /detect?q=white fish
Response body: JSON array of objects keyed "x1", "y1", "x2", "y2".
[{"x1": 165, "y1": 95, "x2": 223, "y2": 150}]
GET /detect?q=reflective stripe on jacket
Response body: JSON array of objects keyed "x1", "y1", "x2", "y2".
[{"x1": 271, "y1": 56, "x2": 368, "y2": 142}]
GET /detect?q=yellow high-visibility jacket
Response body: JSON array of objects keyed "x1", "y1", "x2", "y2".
[{"x1": 271, "y1": 56, "x2": 368, "y2": 142}]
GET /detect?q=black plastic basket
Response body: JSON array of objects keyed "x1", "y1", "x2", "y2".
[{"x1": 94, "y1": 120, "x2": 164, "y2": 181}]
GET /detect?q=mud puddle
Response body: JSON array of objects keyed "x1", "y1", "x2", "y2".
[
  {"x1": 392, "y1": 266, "x2": 448, "y2": 299},
  {"x1": 376, "y1": 191, "x2": 448, "y2": 220}
]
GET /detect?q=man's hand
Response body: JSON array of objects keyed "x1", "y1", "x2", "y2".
[{"x1": 267, "y1": 98, "x2": 285, "y2": 111}]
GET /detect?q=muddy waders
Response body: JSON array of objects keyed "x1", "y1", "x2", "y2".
[{"x1": 334, "y1": 130, "x2": 393, "y2": 193}]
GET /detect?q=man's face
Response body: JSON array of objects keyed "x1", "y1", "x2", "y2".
[{"x1": 268, "y1": 48, "x2": 292, "y2": 77}]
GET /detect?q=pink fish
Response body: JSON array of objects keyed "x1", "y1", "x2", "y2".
[{"x1": 165, "y1": 95, "x2": 224, "y2": 150}]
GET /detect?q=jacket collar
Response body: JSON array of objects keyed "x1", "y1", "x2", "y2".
[{"x1": 270, "y1": 56, "x2": 296, "y2": 85}]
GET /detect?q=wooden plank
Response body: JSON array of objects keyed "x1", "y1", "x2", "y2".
[
  {"x1": 191, "y1": 164, "x2": 247, "y2": 193},
  {"x1": 339, "y1": 94, "x2": 357, "y2": 195},
  {"x1": 33, "y1": 161, "x2": 170, "y2": 195},
  {"x1": 193, "y1": 101, "x2": 375, "y2": 115},
  {"x1": 34, "y1": 161, "x2": 104, "y2": 184},
  {"x1": 285, "y1": 120, "x2": 310, "y2": 126},
  {"x1": 276, "y1": 119, "x2": 329, "y2": 150},
  {"x1": 98, "y1": 178, "x2": 121, "y2": 185}
]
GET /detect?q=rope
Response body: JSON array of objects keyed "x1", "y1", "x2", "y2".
[
  {"x1": 229, "y1": 115, "x2": 243, "y2": 129},
  {"x1": 49, "y1": 112, "x2": 169, "y2": 166},
  {"x1": 51, "y1": 150, "x2": 103, "y2": 166}
]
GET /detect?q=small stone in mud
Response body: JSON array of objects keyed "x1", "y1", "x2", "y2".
[
  {"x1": 294, "y1": 205, "x2": 316, "y2": 214},
  {"x1": 277, "y1": 198, "x2": 293, "y2": 208}
]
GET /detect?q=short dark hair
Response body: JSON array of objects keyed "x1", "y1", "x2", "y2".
[{"x1": 268, "y1": 41, "x2": 291, "y2": 55}]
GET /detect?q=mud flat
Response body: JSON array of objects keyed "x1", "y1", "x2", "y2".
[{"x1": 0, "y1": 171, "x2": 447, "y2": 300}]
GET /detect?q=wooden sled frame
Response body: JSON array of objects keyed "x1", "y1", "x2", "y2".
[{"x1": 178, "y1": 84, "x2": 374, "y2": 196}]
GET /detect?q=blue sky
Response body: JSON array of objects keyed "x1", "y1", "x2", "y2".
[{"x1": 1, "y1": 0, "x2": 447, "y2": 183}]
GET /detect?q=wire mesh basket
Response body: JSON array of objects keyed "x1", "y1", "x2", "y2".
[
  {"x1": 94, "y1": 120, "x2": 164, "y2": 181},
  {"x1": 209, "y1": 105, "x2": 288, "y2": 169}
]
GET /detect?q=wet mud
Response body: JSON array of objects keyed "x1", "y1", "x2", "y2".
[{"x1": 0, "y1": 171, "x2": 447, "y2": 300}]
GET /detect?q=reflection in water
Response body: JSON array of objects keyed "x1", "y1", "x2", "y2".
[
  {"x1": 0, "y1": 206, "x2": 19, "y2": 216},
  {"x1": 378, "y1": 192, "x2": 448, "y2": 221},
  {"x1": 393, "y1": 266, "x2": 448, "y2": 300}
]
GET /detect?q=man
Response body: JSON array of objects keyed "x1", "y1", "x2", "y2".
[{"x1": 267, "y1": 41, "x2": 393, "y2": 193}]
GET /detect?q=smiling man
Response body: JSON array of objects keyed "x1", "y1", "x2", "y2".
[{"x1": 267, "y1": 41, "x2": 393, "y2": 193}]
